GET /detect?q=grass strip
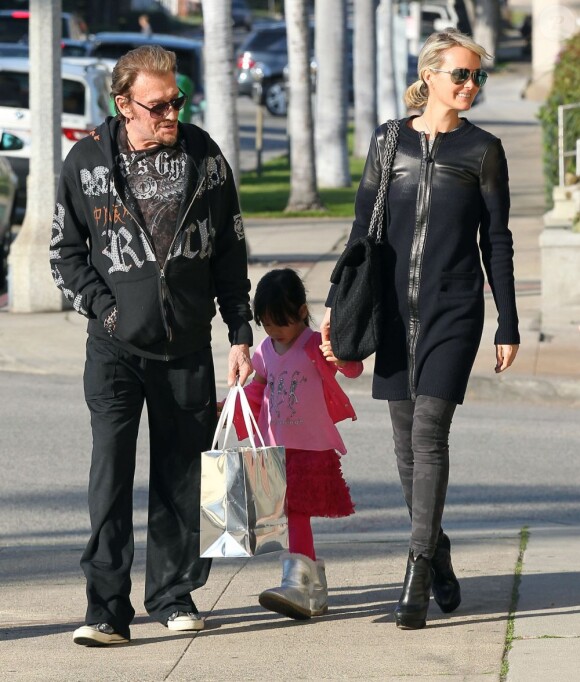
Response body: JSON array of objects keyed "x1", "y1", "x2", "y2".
[
  {"x1": 239, "y1": 132, "x2": 366, "y2": 218},
  {"x1": 500, "y1": 526, "x2": 530, "y2": 681}
]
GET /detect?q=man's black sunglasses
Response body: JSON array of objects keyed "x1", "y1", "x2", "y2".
[
  {"x1": 430, "y1": 67, "x2": 488, "y2": 87},
  {"x1": 131, "y1": 88, "x2": 188, "y2": 119}
]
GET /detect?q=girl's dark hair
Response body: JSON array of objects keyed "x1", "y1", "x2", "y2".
[{"x1": 253, "y1": 268, "x2": 312, "y2": 327}]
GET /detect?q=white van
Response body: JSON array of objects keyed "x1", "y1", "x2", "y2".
[
  {"x1": 0, "y1": 57, "x2": 112, "y2": 222},
  {"x1": 405, "y1": 1, "x2": 471, "y2": 56},
  {"x1": 421, "y1": 2, "x2": 460, "y2": 37}
]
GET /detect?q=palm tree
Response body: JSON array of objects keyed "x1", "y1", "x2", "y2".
[
  {"x1": 285, "y1": 0, "x2": 323, "y2": 211},
  {"x1": 201, "y1": 0, "x2": 240, "y2": 187},
  {"x1": 315, "y1": 0, "x2": 351, "y2": 187},
  {"x1": 353, "y1": 0, "x2": 378, "y2": 159}
]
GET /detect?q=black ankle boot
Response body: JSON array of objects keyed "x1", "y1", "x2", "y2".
[
  {"x1": 394, "y1": 550, "x2": 432, "y2": 629},
  {"x1": 431, "y1": 532, "x2": 461, "y2": 613}
]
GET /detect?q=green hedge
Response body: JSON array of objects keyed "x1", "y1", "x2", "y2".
[{"x1": 538, "y1": 31, "x2": 580, "y2": 208}]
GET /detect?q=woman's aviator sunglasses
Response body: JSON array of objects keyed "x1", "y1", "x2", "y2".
[
  {"x1": 131, "y1": 88, "x2": 188, "y2": 119},
  {"x1": 430, "y1": 67, "x2": 488, "y2": 87}
]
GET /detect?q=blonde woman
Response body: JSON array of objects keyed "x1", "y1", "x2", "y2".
[{"x1": 321, "y1": 29, "x2": 520, "y2": 629}]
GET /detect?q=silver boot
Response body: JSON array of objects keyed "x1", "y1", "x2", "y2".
[
  {"x1": 310, "y1": 558, "x2": 328, "y2": 616},
  {"x1": 259, "y1": 552, "x2": 315, "y2": 620}
]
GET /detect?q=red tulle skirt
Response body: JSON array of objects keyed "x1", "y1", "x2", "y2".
[{"x1": 285, "y1": 448, "x2": 355, "y2": 518}]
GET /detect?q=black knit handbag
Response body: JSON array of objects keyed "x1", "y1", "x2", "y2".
[{"x1": 329, "y1": 120, "x2": 399, "y2": 362}]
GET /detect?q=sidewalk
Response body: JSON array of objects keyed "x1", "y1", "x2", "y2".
[
  {"x1": 1, "y1": 60, "x2": 579, "y2": 681},
  {"x1": 0, "y1": 526, "x2": 578, "y2": 680}
]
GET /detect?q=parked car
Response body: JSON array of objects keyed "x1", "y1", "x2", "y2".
[
  {"x1": 83, "y1": 32, "x2": 206, "y2": 125},
  {"x1": 237, "y1": 22, "x2": 292, "y2": 116},
  {"x1": 0, "y1": 133, "x2": 18, "y2": 288},
  {"x1": 238, "y1": 22, "x2": 353, "y2": 117},
  {"x1": 0, "y1": 56, "x2": 113, "y2": 222},
  {"x1": 238, "y1": 22, "x2": 319, "y2": 117},
  {"x1": 86, "y1": 32, "x2": 204, "y2": 96},
  {"x1": 404, "y1": 0, "x2": 471, "y2": 48},
  {"x1": 0, "y1": 9, "x2": 86, "y2": 43},
  {"x1": 420, "y1": 2, "x2": 460, "y2": 38},
  {"x1": 0, "y1": 39, "x2": 95, "y2": 58},
  {"x1": 0, "y1": 42, "x2": 28, "y2": 58}
]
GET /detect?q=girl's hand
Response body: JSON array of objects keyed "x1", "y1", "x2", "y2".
[
  {"x1": 495, "y1": 344, "x2": 519, "y2": 373},
  {"x1": 319, "y1": 339, "x2": 344, "y2": 366}
]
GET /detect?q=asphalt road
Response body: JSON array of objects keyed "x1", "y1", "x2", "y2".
[{"x1": 1, "y1": 371, "x2": 578, "y2": 561}]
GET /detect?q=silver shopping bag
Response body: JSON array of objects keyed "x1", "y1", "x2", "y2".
[{"x1": 200, "y1": 383, "x2": 288, "y2": 558}]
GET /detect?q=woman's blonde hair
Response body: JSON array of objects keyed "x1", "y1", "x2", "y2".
[
  {"x1": 404, "y1": 28, "x2": 492, "y2": 110},
  {"x1": 111, "y1": 44, "x2": 177, "y2": 116}
]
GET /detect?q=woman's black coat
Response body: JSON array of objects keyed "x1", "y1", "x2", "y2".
[{"x1": 338, "y1": 117, "x2": 520, "y2": 404}]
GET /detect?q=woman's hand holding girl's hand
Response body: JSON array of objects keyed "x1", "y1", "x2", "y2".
[
  {"x1": 319, "y1": 340, "x2": 344, "y2": 366},
  {"x1": 320, "y1": 307, "x2": 348, "y2": 365},
  {"x1": 320, "y1": 308, "x2": 346, "y2": 365},
  {"x1": 495, "y1": 344, "x2": 519, "y2": 373}
]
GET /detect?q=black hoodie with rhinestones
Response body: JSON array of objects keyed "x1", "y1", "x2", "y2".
[{"x1": 50, "y1": 116, "x2": 252, "y2": 360}]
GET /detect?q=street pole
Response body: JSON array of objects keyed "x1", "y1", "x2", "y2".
[
  {"x1": 9, "y1": 0, "x2": 63, "y2": 312},
  {"x1": 255, "y1": 103, "x2": 263, "y2": 177}
]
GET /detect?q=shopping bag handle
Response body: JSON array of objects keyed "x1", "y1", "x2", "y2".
[{"x1": 212, "y1": 382, "x2": 266, "y2": 453}]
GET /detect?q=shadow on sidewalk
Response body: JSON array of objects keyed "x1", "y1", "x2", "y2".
[{"x1": 4, "y1": 570, "x2": 578, "y2": 642}]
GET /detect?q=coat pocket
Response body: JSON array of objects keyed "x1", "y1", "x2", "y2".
[
  {"x1": 114, "y1": 272, "x2": 168, "y2": 347},
  {"x1": 438, "y1": 271, "x2": 479, "y2": 298}
]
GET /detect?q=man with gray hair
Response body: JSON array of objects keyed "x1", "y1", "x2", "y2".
[{"x1": 50, "y1": 45, "x2": 253, "y2": 646}]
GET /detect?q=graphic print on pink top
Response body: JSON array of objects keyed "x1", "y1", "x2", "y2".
[{"x1": 252, "y1": 327, "x2": 348, "y2": 454}]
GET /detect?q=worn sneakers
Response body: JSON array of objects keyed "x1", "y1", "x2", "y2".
[
  {"x1": 167, "y1": 611, "x2": 205, "y2": 631},
  {"x1": 73, "y1": 623, "x2": 129, "y2": 646}
]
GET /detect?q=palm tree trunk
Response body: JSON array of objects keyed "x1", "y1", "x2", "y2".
[
  {"x1": 285, "y1": 0, "x2": 323, "y2": 211},
  {"x1": 315, "y1": 0, "x2": 351, "y2": 187},
  {"x1": 201, "y1": 0, "x2": 240, "y2": 187},
  {"x1": 354, "y1": 0, "x2": 378, "y2": 158}
]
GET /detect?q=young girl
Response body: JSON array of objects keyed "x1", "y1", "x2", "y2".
[{"x1": 232, "y1": 268, "x2": 363, "y2": 620}]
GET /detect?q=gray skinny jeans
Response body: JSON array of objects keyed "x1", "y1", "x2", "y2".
[{"x1": 388, "y1": 395, "x2": 457, "y2": 559}]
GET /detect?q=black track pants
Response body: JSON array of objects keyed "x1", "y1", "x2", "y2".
[{"x1": 81, "y1": 335, "x2": 216, "y2": 638}]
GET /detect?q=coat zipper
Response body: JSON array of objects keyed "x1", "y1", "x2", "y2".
[
  {"x1": 407, "y1": 133, "x2": 441, "y2": 400},
  {"x1": 157, "y1": 175, "x2": 206, "y2": 355}
]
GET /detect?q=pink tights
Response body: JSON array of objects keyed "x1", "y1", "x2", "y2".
[{"x1": 288, "y1": 510, "x2": 315, "y2": 560}]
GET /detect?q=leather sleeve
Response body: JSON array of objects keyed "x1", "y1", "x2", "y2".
[{"x1": 478, "y1": 139, "x2": 520, "y2": 344}]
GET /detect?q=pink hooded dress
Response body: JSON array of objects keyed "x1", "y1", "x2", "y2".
[{"x1": 234, "y1": 327, "x2": 363, "y2": 518}]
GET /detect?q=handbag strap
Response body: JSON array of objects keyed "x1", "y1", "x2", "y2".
[
  {"x1": 368, "y1": 119, "x2": 399, "y2": 243},
  {"x1": 211, "y1": 382, "x2": 266, "y2": 454}
]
